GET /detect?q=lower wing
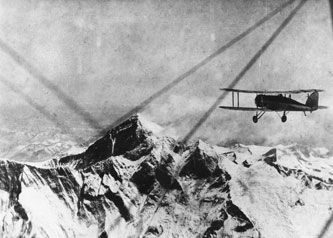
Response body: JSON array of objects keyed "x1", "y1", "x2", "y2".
[
  {"x1": 219, "y1": 106, "x2": 329, "y2": 111},
  {"x1": 219, "y1": 106, "x2": 269, "y2": 111}
]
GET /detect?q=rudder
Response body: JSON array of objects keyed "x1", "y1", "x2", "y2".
[{"x1": 305, "y1": 91, "x2": 319, "y2": 110}]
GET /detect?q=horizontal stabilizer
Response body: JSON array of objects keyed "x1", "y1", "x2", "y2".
[
  {"x1": 318, "y1": 106, "x2": 329, "y2": 109},
  {"x1": 220, "y1": 88, "x2": 324, "y2": 94}
]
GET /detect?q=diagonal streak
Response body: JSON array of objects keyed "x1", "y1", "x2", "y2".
[
  {"x1": 0, "y1": 39, "x2": 103, "y2": 131},
  {"x1": 328, "y1": 0, "x2": 333, "y2": 34},
  {"x1": 317, "y1": 212, "x2": 333, "y2": 238},
  {"x1": 99, "y1": 2, "x2": 303, "y2": 228},
  {"x1": 100, "y1": 0, "x2": 297, "y2": 136},
  {"x1": 182, "y1": 0, "x2": 308, "y2": 143},
  {"x1": 0, "y1": 77, "x2": 83, "y2": 142}
]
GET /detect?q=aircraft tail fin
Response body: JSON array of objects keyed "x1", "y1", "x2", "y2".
[{"x1": 305, "y1": 91, "x2": 319, "y2": 110}]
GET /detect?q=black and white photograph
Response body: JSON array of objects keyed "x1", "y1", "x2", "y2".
[{"x1": 0, "y1": 0, "x2": 333, "y2": 237}]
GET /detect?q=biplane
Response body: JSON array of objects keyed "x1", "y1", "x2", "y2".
[{"x1": 219, "y1": 88, "x2": 327, "y2": 123}]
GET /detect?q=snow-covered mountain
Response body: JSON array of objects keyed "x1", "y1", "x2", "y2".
[{"x1": 0, "y1": 114, "x2": 332, "y2": 238}]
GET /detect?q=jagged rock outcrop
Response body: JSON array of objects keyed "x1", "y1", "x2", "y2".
[
  {"x1": 0, "y1": 114, "x2": 332, "y2": 238},
  {"x1": 180, "y1": 140, "x2": 219, "y2": 179}
]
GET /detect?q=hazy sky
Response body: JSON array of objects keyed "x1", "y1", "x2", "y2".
[{"x1": 0, "y1": 0, "x2": 333, "y2": 150}]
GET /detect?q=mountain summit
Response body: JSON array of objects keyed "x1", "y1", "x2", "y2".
[{"x1": 0, "y1": 114, "x2": 332, "y2": 238}]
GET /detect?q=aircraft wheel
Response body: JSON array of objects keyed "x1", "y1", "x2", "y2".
[
  {"x1": 252, "y1": 116, "x2": 258, "y2": 123},
  {"x1": 281, "y1": 115, "x2": 287, "y2": 123}
]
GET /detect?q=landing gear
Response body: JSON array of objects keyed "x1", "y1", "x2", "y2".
[
  {"x1": 281, "y1": 115, "x2": 287, "y2": 122},
  {"x1": 281, "y1": 112, "x2": 287, "y2": 123},
  {"x1": 252, "y1": 110, "x2": 265, "y2": 123}
]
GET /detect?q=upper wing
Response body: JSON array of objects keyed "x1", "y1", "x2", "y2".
[{"x1": 220, "y1": 88, "x2": 324, "y2": 94}]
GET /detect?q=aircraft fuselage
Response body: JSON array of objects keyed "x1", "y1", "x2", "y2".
[{"x1": 254, "y1": 94, "x2": 313, "y2": 111}]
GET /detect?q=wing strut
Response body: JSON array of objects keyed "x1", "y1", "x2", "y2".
[
  {"x1": 231, "y1": 91, "x2": 240, "y2": 107},
  {"x1": 237, "y1": 92, "x2": 240, "y2": 107}
]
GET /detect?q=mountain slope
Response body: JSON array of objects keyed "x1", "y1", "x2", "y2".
[{"x1": 0, "y1": 114, "x2": 332, "y2": 238}]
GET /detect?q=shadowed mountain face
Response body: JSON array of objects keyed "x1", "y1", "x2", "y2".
[{"x1": 0, "y1": 115, "x2": 332, "y2": 238}]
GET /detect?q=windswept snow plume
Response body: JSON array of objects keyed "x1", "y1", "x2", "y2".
[{"x1": 0, "y1": 115, "x2": 332, "y2": 238}]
